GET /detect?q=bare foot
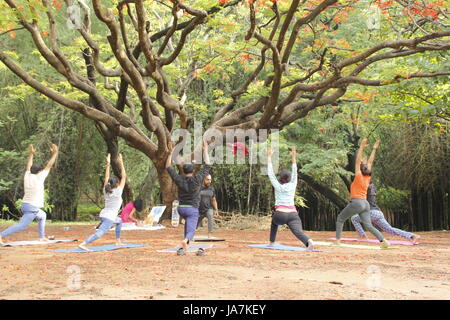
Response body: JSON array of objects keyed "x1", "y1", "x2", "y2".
[
  {"x1": 307, "y1": 239, "x2": 315, "y2": 251},
  {"x1": 78, "y1": 243, "x2": 91, "y2": 251},
  {"x1": 380, "y1": 239, "x2": 390, "y2": 249},
  {"x1": 115, "y1": 241, "x2": 124, "y2": 246},
  {"x1": 181, "y1": 239, "x2": 188, "y2": 251},
  {"x1": 0, "y1": 236, "x2": 4, "y2": 246},
  {"x1": 411, "y1": 234, "x2": 421, "y2": 244}
]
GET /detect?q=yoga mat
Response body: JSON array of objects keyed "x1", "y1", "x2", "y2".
[
  {"x1": 2, "y1": 239, "x2": 77, "y2": 247},
  {"x1": 51, "y1": 243, "x2": 144, "y2": 253},
  {"x1": 248, "y1": 243, "x2": 321, "y2": 252},
  {"x1": 193, "y1": 235, "x2": 225, "y2": 242},
  {"x1": 328, "y1": 237, "x2": 415, "y2": 246},
  {"x1": 157, "y1": 244, "x2": 213, "y2": 253},
  {"x1": 313, "y1": 241, "x2": 397, "y2": 250},
  {"x1": 120, "y1": 223, "x2": 165, "y2": 231},
  {"x1": 97, "y1": 223, "x2": 165, "y2": 231}
]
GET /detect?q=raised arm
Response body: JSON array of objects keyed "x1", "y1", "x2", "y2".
[
  {"x1": 44, "y1": 144, "x2": 59, "y2": 171},
  {"x1": 196, "y1": 141, "x2": 212, "y2": 179},
  {"x1": 117, "y1": 153, "x2": 126, "y2": 189},
  {"x1": 203, "y1": 141, "x2": 210, "y2": 165},
  {"x1": 104, "y1": 154, "x2": 111, "y2": 188},
  {"x1": 165, "y1": 143, "x2": 185, "y2": 187},
  {"x1": 165, "y1": 142, "x2": 174, "y2": 169},
  {"x1": 367, "y1": 140, "x2": 380, "y2": 172},
  {"x1": 25, "y1": 144, "x2": 36, "y2": 171},
  {"x1": 267, "y1": 147, "x2": 282, "y2": 190},
  {"x1": 355, "y1": 138, "x2": 368, "y2": 175},
  {"x1": 290, "y1": 147, "x2": 298, "y2": 184},
  {"x1": 128, "y1": 208, "x2": 138, "y2": 223}
]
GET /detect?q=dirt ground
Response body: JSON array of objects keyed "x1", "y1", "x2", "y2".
[{"x1": 0, "y1": 221, "x2": 449, "y2": 300}]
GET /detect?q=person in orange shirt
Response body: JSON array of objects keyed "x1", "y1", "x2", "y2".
[{"x1": 335, "y1": 138, "x2": 390, "y2": 248}]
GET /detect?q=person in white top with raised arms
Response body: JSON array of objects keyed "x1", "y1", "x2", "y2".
[
  {"x1": 78, "y1": 153, "x2": 127, "y2": 251},
  {"x1": 0, "y1": 144, "x2": 58, "y2": 246}
]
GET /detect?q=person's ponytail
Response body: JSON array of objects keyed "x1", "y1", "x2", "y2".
[{"x1": 105, "y1": 177, "x2": 120, "y2": 194}]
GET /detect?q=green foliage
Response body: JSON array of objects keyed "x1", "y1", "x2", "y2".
[
  {"x1": 282, "y1": 108, "x2": 354, "y2": 185},
  {"x1": 1, "y1": 204, "x2": 11, "y2": 215},
  {"x1": 76, "y1": 204, "x2": 100, "y2": 222},
  {"x1": 14, "y1": 189, "x2": 54, "y2": 213},
  {"x1": 0, "y1": 147, "x2": 23, "y2": 193},
  {"x1": 376, "y1": 187, "x2": 410, "y2": 211},
  {"x1": 295, "y1": 192, "x2": 308, "y2": 208}
]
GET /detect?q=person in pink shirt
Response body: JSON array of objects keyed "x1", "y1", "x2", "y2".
[{"x1": 120, "y1": 199, "x2": 144, "y2": 224}]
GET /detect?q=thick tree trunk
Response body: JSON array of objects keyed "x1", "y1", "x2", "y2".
[{"x1": 155, "y1": 161, "x2": 178, "y2": 221}]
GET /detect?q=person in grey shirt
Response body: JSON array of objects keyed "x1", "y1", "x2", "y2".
[{"x1": 196, "y1": 175, "x2": 219, "y2": 238}]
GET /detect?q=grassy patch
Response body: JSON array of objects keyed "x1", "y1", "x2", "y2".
[{"x1": 76, "y1": 204, "x2": 100, "y2": 222}]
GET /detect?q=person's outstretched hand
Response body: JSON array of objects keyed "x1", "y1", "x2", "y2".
[
  {"x1": 360, "y1": 138, "x2": 368, "y2": 148},
  {"x1": 373, "y1": 140, "x2": 381, "y2": 150},
  {"x1": 202, "y1": 140, "x2": 208, "y2": 151},
  {"x1": 290, "y1": 146, "x2": 296, "y2": 162}
]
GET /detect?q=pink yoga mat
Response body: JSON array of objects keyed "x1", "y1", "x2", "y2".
[{"x1": 328, "y1": 238, "x2": 417, "y2": 246}]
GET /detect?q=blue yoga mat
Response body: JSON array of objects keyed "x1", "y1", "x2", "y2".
[
  {"x1": 248, "y1": 243, "x2": 322, "y2": 252},
  {"x1": 51, "y1": 243, "x2": 144, "y2": 253}
]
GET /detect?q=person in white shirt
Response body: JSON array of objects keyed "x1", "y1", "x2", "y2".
[
  {"x1": 78, "y1": 153, "x2": 126, "y2": 251},
  {"x1": 0, "y1": 144, "x2": 58, "y2": 245}
]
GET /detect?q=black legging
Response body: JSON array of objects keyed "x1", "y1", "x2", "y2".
[{"x1": 270, "y1": 211, "x2": 310, "y2": 246}]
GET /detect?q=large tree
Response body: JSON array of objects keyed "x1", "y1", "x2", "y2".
[{"x1": 0, "y1": 0, "x2": 448, "y2": 215}]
